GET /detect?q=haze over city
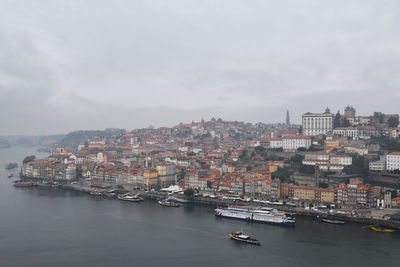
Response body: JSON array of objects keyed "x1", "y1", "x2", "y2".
[
  {"x1": 1, "y1": 0, "x2": 400, "y2": 135},
  {"x1": 2, "y1": 1, "x2": 400, "y2": 266}
]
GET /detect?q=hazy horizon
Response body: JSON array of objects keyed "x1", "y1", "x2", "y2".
[{"x1": 1, "y1": 0, "x2": 400, "y2": 135}]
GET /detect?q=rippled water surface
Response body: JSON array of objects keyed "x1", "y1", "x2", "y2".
[{"x1": 0, "y1": 147, "x2": 399, "y2": 267}]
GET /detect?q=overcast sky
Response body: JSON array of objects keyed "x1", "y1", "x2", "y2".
[{"x1": 1, "y1": 0, "x2": 399, "y2": 135}]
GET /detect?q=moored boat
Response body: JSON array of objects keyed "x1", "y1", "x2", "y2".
[
  {"x1": 369, "y1": 226, "x2": 395, "y2": 233},
  {"x1": 5, "y1": 162, "x2": 18, "y2": 169},
  {"x1": 118, "y1": 194, "x2": 144, "y2": 202},
  {"x1": 360, "y1": 224, "x2": 396, "y2": 233},
  {"x1": 228, "y1": 231, "x2": 261, "y2": 245},
  {"x1": 104, "y1": 192, "x2": 117, "y2": 198},
  {"x1": 215, "y1": 207, "x2": 295, "y2": 226},
  {"x1": 13, "y1": 181, "x2": 35, "y2": 187},
  {"x1": 318, "y1": 216, "x2": 345, "y2": 225},
  {"x1": 90, "y1": 191, "x2": 103, "y2": 196},
  {"x1": 158, "y1": 199, "x2": 182, "y2": 207},
  {"x1": 362, "y1": 225, "x2": 395, "y2": 233}
]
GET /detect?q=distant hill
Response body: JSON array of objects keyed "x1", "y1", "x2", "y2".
[
  {"x1": 0, "y1": 135, "x2": 65, "y2": 147},
  {"x1": 0, "y1": 138, "x2": 11, "y2": 149},
  {"x1": 57, "y1": 128, "x2": 126, "y2": 148}
]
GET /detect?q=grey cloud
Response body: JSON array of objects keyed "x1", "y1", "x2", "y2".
[{"x1": 0, "y1": 0, "x2": 400, "y2": 134}]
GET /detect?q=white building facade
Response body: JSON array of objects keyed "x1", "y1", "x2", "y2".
[
  {"x1": 333, "y1": 126, "x2": 379, "y2": 139},
  {"x1": 302, "y1": 152, "x2": 352, "y2": 172},
  {"x1": 386, "y1": 152, "x2": 400, "y2": 171},
  {"x1": 260, "y1": 136, "x2": 311, "y2": 151},
  {"x1": 282, "y1": 135, "x2": 312, "y2": 150},
  {"x1": 369, "y1": 156, "x2": 386, "y2": 172},
  {"x1": 302, "y1": 108, "x2": 334, "y2": 136}
]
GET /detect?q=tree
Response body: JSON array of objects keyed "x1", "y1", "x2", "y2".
[
  {"x1": 319, "y1": 182, "x2": 329, "y2": 188},
  {"x1": 272, "y1": 167, "x2": 293, "y2": 182},
  {"x1": 299, "y1": 164, "x2": 315, "y2": 174},
  {"x1": 343, "y1": 165, "x2": 364, "y2": 175},
  {"x1": 388, "y1": 117, "x2": 399, "y2": 128},
  {"x1": 255, "y1": 146, "x2": 266, "y2": 152},
  {"x1": 341, "y1": 118, "x2": 351, "y2": 127},
  {"x1": 184, "y1": 188, "x2": 195, "y2": 197},
  {"x1": 381, "y1": 138, "x2": 400, "y2": 151},
  {"x1": 23, "y1": 155, "x2": 36, "y2": 164},
  {"x1": 308, "y1": 145, "x2": 321, "y2": 152},
  {"x1": 290, "y1": 154, "x2": 304, "y2": 164},
  {"x1": 343, "y1": 155, "x2": 366, "y2": 175},
  {"x1": 297, "y1": 147, "x2": 307, "y2": 152},
  {"x1": 333, "y1": 111, "x2": 341, "y2": 128}
]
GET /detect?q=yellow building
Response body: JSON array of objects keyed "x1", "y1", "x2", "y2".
[
  {"x1": 320, "y1": 189, "x2": 336, "y2": 203},
  {"x1": 325, "y1": 140, "x2": 340, "y2": 153},
  {"x1": 156, "y1": 163, "x2": 176, "y2": 176},
  {"x1": 219, "y1": 180, "x2": 232, "y2": 191},
  {"x1": 265, "y1": 179, "x2": 272, "y2": 195},
  {"x1": 391, "y1": 197, "x2": 400, "y2": 208},
  {"x1": 143, "y1": 168, "x2": 159, "y2": 189},
  {"x1": 266, "y1": 161, "x2": 284, "y2": 173},
  {"x1": 280, "y1": 183, "x2": 290, "y2": 198},
  {"x1": 343, "y1": 146, "x2": 368, "y2": 156},
  {"x1": 292, "y1": 186, "x2": 316, "y2": 200},
  {"x1": 284, "y1": 184, "x2": 336, "y2": 203}
]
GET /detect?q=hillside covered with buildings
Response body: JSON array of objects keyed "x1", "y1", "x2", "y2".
[{"x1": 20, "y1": 107, "x2": 400, "y2": 209}]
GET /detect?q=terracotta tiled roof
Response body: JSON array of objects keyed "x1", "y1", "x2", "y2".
[{"x1": 283, "y1": 135, "x2": 311, "y2": 139}]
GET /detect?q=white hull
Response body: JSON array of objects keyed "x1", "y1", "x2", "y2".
[{"x1": 215, "y1": 207, "x2": 295, "y2": 226}]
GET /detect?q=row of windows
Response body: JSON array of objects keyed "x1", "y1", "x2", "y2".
[{"x1": 303, "y1": 117, "x2": 333, "y2": 129}]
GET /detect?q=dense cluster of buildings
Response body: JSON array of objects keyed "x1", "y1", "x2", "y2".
[
  {"x1": 302, "y1": 108, "x2": 334, "y2": 136},
  {"x1": 259, "y1": 135, "x2": 311, "y2": 151},
  {"x1": 20, "y1": 107, "x2": 400, "y2": 208},
  {"x1": 302, "y1": 106, "x2": 399, "y2": 139},
  {"x1": 302, "y1": 152, "x2": 352, "y2": 171},
  {"x1": 21, "y1": 159, "x2": 77, "y2": 181}
]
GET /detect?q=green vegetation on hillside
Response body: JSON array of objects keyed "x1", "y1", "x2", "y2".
[
  {"x1": 58, "y1": 129, "x2": 125, "y2": 148},
  {"x1": 272, "y1": 167, "x2": 293, "y2": 183},
  {"x1": 23, "y1": 155, "x2": 36, "y2": 164},
  {"x1": 370, "y1": 137, "x2": 400, "y2": 152},
  {"x1": 343, "y1": 155, "x2": 367, "y2": 175}
]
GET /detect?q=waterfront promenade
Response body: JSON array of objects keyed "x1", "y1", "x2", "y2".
[{"x1": 61, "y1": 183, "x2": 400, "y2": 230}]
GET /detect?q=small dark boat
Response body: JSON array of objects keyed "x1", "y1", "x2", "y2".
[
  {"x1": 5, "y1": 162, "x2": 18, "y2": 169},
  {"x1": 318, "y1": 216, "x2": 345, "y2": 225},
  {"x1": 7, "y1": 173, "x2": 13, "y2": 178},
  {"x1": 228, "y1": 231, "x2": 261, "y2": 245},
  {"x1": 13, "y1": 181, "x2": 35, "y2": 187},
  {"x1": 104, "y1": 192, "x2": 117, "y2": 198}
]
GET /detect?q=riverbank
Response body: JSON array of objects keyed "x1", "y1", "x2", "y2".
[
  {"x1": 5, "y1": 144, "x2": 400, "y2": 267},
  {"x1": 60, "y1": 183, "x2": 400, "y2": 230}
]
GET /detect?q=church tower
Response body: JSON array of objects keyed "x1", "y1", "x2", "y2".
[{"x1": 286, "y1": 110, "x2": 290, "y2": 125}]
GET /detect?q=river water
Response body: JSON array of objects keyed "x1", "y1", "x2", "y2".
[{"x1": 0, "y1": 147, "x2": 399, "y2": 267}]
